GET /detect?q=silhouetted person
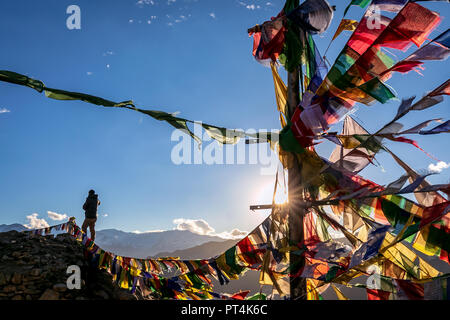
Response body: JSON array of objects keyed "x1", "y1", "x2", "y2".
[{"x1": 82, "y1": 189, "x2": 100, "y2": 240}]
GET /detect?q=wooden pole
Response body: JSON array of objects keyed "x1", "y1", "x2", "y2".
[
  {"x1": 287, "y1": 22, "x2": 307, "y2": 301},
  {"x1": 247, "y1": 0, "x2": 307, "y2": 299}
]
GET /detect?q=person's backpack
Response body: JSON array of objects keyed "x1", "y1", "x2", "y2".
[{"x1": 83, "y1": 196, "x2": 98, "y2": 213}]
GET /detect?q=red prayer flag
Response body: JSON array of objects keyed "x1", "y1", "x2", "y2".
[
  {"x1": 231, "y1": 290, "x2": 250, "y2": 300},
  {"x1": 395, "y1": 280, "x2": 424, "y2": 300},
  {"x1": 375, "y1": 3, "x2": 441, "y2": 51},
  {"x1": 367, "y1": 288, "x2": 391, "y2": 300}
]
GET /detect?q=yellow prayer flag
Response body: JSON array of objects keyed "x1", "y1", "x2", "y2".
[
  {"x1": 418, "y1": 257, "x2": 441, "y2": 279},
  {"x1": 413, "y1": 225, "x2": 441, "y2": 256},
  {"x1": 306, "y1": 279, "x2": 321, "y2": 300},
  {"x1": 270, "y1": 62, "x2": 288, "y2": 128},
  {"x1": 332, "y1": 19, "x2": 359, "y2": 41}
]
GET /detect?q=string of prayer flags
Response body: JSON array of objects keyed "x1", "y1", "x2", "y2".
[
  {"x1": 303, "y1": 2, "x2": 442, "y2": 143},
  {"x1": 0, "y1": 70, "x2": 279, "y2": 146},
  {"x1": 381, "y1": 29, "x2": 450, "y2": 76},
  {"x1": 419, "y1": 121, "x2": 450, "y2": 135},
  {"x1": 393, "y1": 80, "x2": 449, "y2": 121},
  {"x1": 22, "y1": 221, "x2": 72, "y2": 236}
]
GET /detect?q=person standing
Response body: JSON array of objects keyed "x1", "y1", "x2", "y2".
[{"x1": 82, "y1": 189, "x2": 100, "y2": 240}]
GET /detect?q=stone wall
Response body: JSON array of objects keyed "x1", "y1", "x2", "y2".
[{"x1": 0, "y1": 230, "x2": 145, "y2": 300}]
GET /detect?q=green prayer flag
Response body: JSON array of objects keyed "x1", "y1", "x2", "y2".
[
  {"x1": 279, "y1": 125, "x2": 306, "y2": 154},
  {"x1": 358, "y1": 77, "x2": 396, "y2": 104},
  {"x1": 246, "y1": 293, "x2": 267, "y2": 300},
  {"x1": 344, "y1": 0, "x2": 371, "y2": 16}
]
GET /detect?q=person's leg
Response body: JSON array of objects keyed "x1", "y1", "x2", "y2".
[
  {"x1": 89, "y1": 218, "x2": 97, "y2": 240},
  {"x1": 82, "y1": 218, "x2": 89, "y2": 234}
]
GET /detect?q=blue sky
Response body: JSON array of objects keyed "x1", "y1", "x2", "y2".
[{"x1": 0, "y1": 0, "x2": 448, "y2": 237}]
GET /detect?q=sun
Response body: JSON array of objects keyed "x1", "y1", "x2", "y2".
[{"x1": 255, "y1": 180, "x2": 288, "y2": 206}]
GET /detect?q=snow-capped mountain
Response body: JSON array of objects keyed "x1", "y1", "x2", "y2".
[{"x1": 95, "y1": 229, "x2": 228, "y2": 258}]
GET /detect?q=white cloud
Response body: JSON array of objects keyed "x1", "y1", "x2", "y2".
[
  {"x1": 86, "y1": 71, "x2": 93, "y2": 76},
  {"x1": 25, "y1": 213, "x2": 49, "y2": 229},
  {"x1": 245, "y1": 4, "x2": 260, "y2": 10},
  {"x1": 102, "y1": 213, "x2": 108, "y2": 217},
  {"x1": 173, "y1": 218, "x2": 247, "y2": 239},
  {"x1": 0, "y1": 108, "x2": 10, "y2": 114},
  {"x1": 173, "y1": 218, "x2": 214, "y2": 235},
  {"x1": 47, "y1": 211, "x2": 68, "y2": 221},
  {"x1": 131, "y1": 218, "x2": 247, "y2": 239},
  {"x1": 132, "y1": 229, "x2": 165, "y2": 234},
  {"x1": 215, "y1": 228, "x2": 248, "y2": 240},
  {"x1": 209, "y1": 12, "x2": 216, "y2": 19},
  {"x1": 136, "y1": 0, "x2": 154, "y2": 6},
  {"x1": 428, "y1": 161, "x2": 450, "y2": 173},
  {"x1": 129, "y1": 19, "x2": 134, "y2": 23}
]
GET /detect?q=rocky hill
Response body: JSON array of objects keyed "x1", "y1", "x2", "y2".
[{"x1": 0, "y1": 230, "x2": 144, "y2": 300}]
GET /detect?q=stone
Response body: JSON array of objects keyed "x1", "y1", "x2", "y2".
[
  {"x1": 0, "y1": 273, "x2": 6, "y2": 286},
  {"x1": 11, "y1": 295, "x2": 23, "y2": 300},
  {"x1": 94, "y1": 290, "x2": 109, "y2": 300},
  {"x1": 38, "y1": 289, "x2": 59, "y2": 300},
  {"x1": 3, "y1": 285, "x2": 16, "y2": 293},
  {"x1": 24, "y1": 288, "x2": 40, "y2": 295},
  {"x1": 11, "y1": 273, "x2": 22, "y2": 285},
  {"x1": 30, "y1": 268, "x2": 41, "y2": 276},
  {"x1": 4, "y1": 273, "x2": 12, "y2": 282},
  {"x1": 53, "y1": 283, "x2": 67, "y2": 293},
  {"x1": 25, "y1": 295, "x2": 32, "y2": 300},
  {"x1": 115, "y1": 290, "x2": 137, "y2": 300}
]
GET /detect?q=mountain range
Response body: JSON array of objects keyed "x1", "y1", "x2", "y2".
[
  {"x1": 95, "y1": 228, "x2": 232, "y2": 258},
  {"x1": 0, "y1": 223, "x2": 234, "y2": 258},
  {"x1": 0, "y1": 223, "x2": 28, "y2": 233}
]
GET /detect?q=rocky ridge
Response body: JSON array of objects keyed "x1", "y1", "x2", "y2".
[{"x1": 0, "y1": 230, "x2": 146, "y2": 300}]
